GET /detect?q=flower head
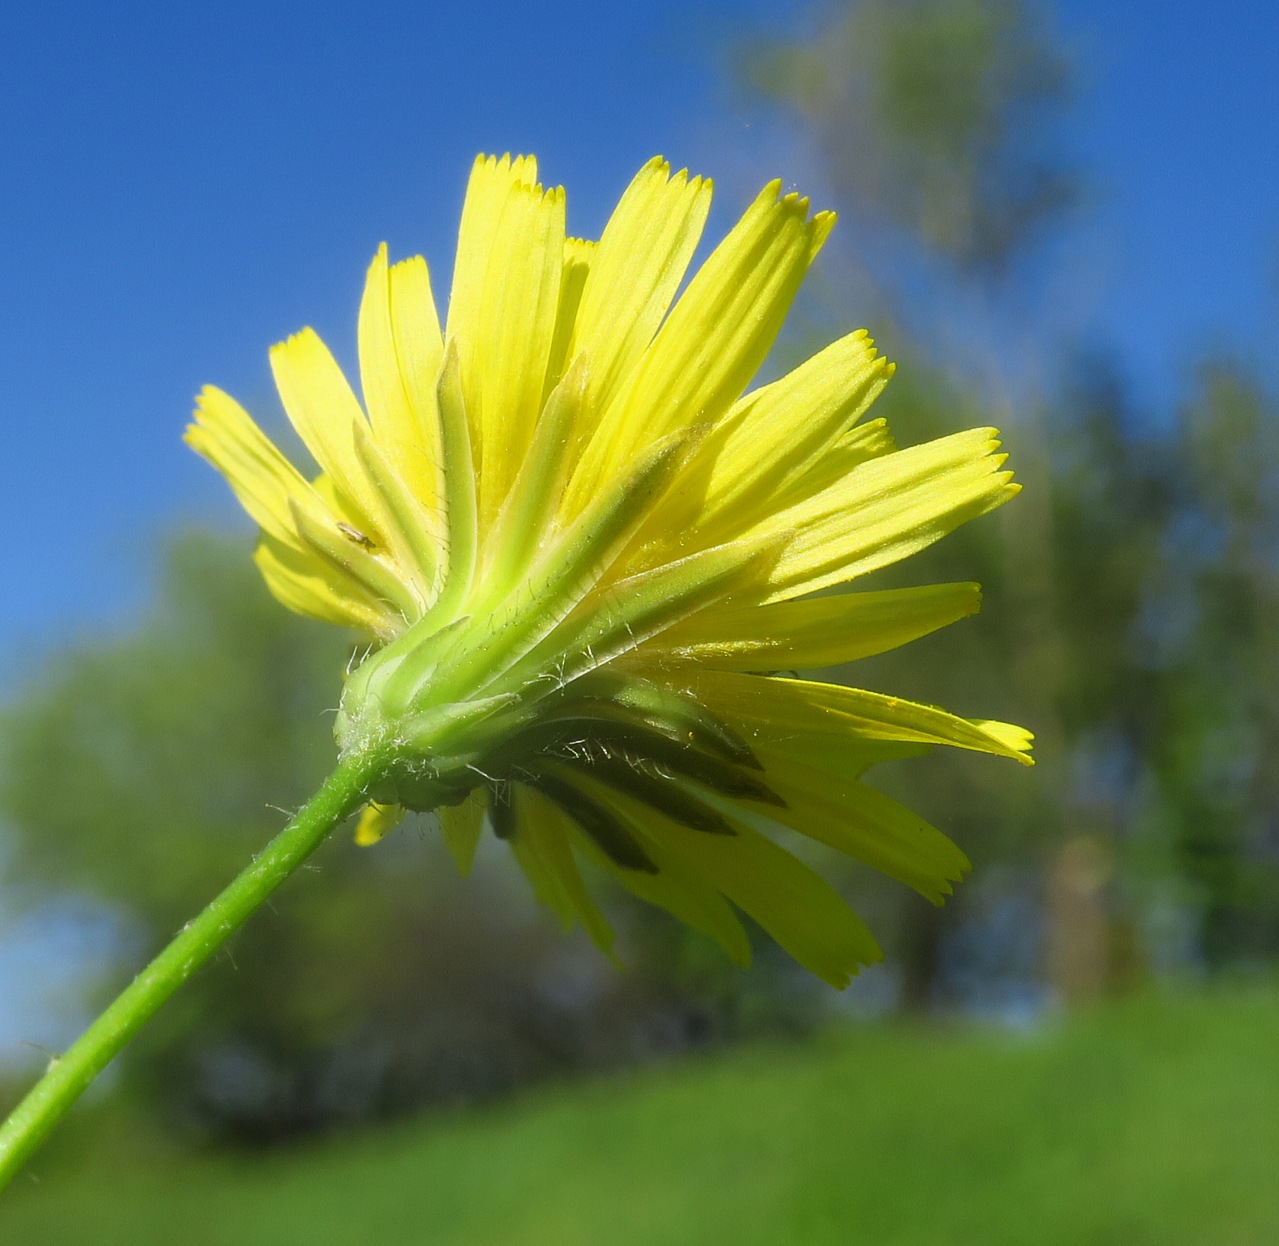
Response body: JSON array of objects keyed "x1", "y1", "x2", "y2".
[{"x1": 187, "y1": 154, "x2": 1030, "y2": 986}]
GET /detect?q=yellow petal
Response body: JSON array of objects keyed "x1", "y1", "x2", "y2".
[
  {"x1": 358, "y1": 245, "x2": 444, "y2": 521},
  {"x1": 184, "y1": 385, "x2": 316, "y2": 546},
  {"x1": 448, "y1": 153, "x2": 539, "y2": 372},
  {"x1": 286, "y1": 496, "x2": 419, "y2": 622},
  {"x1": 482, "y1": 357, "x2": 588, "y2": 594},
  {"x1": 349, "y1": 424, "x2": 438, "y2": 601},
  {"x1": 570, "y1": 791, "x2": 752, "y2": 966},
  {"x1": 545, "y1": 236, "x2": 595, "y2": 390},
  {"x1": 473, "y1": 181, "x2": 566, "y2": 528},
  {"x1": 509, "y1": 532, "x2": 780, "y2": 694},
  {"x1": 303, "y1": 469, "x2": 421, "y2": 611},
  {"x1": 439, "y1": 789, "x2": 485, "y2": 876},
  {"x1": 446, "y1": 155, "x2": 566, "y2": 527},
  {"x1": 568, "y1": 158, "x2": 712, "y2": 419},
  {"x1": 742, "y1": 727, "x2": 928, "y2": 780},
  {"x1": 252, "y1": 533, "x2": 395, "y2": 636},
  {"x1": 388, "y1": 254, "x2": 446, "y2": 516},
  {"x1": 696, "y1": 331, "x2": 890, "y2": 533},
  {"x1": 680, "y1": 670, "x2": 1034, "y2": 765},
  {"x1": 657, "y1": 668, "x2": 932, "y2": 778},
  {"x1": 771, "y1": 416, "x2": 898, "y2": 510},
  {"x1": 970, "y1": 720, "x2": 1036, "y2": 755},
  {"x1": 268, "y1": 328, "x2": 384, "y2": 535},
  {"x1": 355, "y1": 801, "x2": 405, "y2": 846},
  {"x1": 271, "y1": 338, "x2": 429, "y2": 604},
  {"x1": 660, "y1": 811, "x2": 881, "y2": 988},
  {"x1": 651, "y1": 582, "x2": 982, "y2": 670},
  {"x1": 723, "y1": 758, "x2": 970, "y2": 903},
  {"x1": 569, "y1": 182, "x2": 835, "y2": 511},
  {"x1": 755, "y1": 427, "x2": 1019, "y2": 601},
  {"x1": 509, "y1": 786, "x2": 615, "y2": 954},
  {"x1": 562, "y1": 773, "x2": 876, "y2": 985}
]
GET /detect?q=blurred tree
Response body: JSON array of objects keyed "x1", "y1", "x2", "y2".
[
  {"x1": 1149, "y1": 360, "x2": 1279, "y2": 967},
  {"x1": 838, "y1": 353, "x2": 1174, "y2": 1010},
  {"x1": 1041, "y1": 352, "x2": 1175, "y2": 999},
  {"x1": 742, "y1": 0, "x2": 1076, "y2": 283}
]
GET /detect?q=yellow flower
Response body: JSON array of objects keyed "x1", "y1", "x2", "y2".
[{"x1": 186, "y1": 154, "x2": 1030, "y2": 987}]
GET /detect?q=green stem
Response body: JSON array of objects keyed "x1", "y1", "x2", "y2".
[{"x1": 0, "y1": 751, "x2": 378, "y2": 1191}]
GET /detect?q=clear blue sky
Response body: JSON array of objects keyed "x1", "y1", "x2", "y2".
[{"x1": 1, "y1": 0, "x2": 1277, "y2": 673}]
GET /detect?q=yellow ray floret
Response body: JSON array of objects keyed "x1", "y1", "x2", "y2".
[
  {"x1": 650, "y1": 582, "x2": 983, "y2": 670},
  {"x1": 357, "y1": 245, "x2": 445, "y2": 528},
  {"x1": 566, "y1": 159, "x2": 712, "y2": 421},
  {"x1": 187, "y1": 153, "x2": 1032, "y2": 986}
]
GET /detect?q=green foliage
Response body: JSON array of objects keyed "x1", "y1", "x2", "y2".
[
  {"x1": 1148, "y1": 361, "x2": 1279, "y2": 964},
  {"x1": 5, "y1": 985, "x2": 1279, "y2": 1244}
]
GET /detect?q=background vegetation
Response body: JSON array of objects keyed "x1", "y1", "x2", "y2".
[{"x1": 4, "y1": 988, "x2": 1277, "y2": 1243}]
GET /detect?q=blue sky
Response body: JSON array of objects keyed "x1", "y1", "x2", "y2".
[
  {"x1": 1068, "y1": 2, "x2": 1279, "y2": 406},
  {"x1": 1, "y1": 0, "x2": 1277, "y2": 674}
]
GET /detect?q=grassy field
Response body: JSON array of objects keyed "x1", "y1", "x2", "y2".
[{"x1": 2, "y1": 984, "x2": 1278, "y2": 1244}]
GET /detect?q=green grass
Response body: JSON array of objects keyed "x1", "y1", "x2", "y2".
[{"x1": 3, "y1": 984, "x2": 1279, "y2": 1244}]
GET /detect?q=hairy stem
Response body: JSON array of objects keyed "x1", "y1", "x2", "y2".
[{"x1": 0, "y1": 751, "x2": 378, "y2": 1191}]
